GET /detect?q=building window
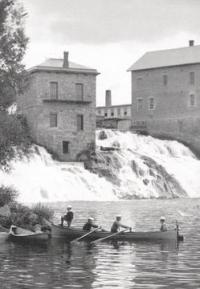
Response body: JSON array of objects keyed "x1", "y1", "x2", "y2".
[
  {"x1": 189, "y1": 94, "x2": 196, "y2": 107},
  {"x1": 50, "y1": 82, "x2": 58, "y2": 99},
  {"x1": 190, "y1": 72, "x2": 195, "y2": 85},
  {"x1": 63, "y1": 141, "x2": 69, "y2": 154},
  {"x1": 124, "y1": 110, "x2": 127, "y2": 115},
  {"x1": 105, "y1": 112, "x2": 108, "y2": 117},
  {"x1": 137, "y1": 98, "x2": 143, "y2": 111},
  {"x1": 111, "y1": 109, "x2": 114, "y2": 117},
  {"x1": 148, "y1": 97, "x2": 155, "y2": 110},
  {"x1": 49, "y1": 113, "x2": 57, "y2": 127},
  {"x1": 136, "y1": 78, "x2": 142, "y2": 88},
  {"x1": 76, "y1": 83, "x2": 84, "y2": 100},
  {"x1": 163, "y1": 75, "x2": 168, "y2": 86},
  {"x1": 77, "y1": 114, "x2": 84, "y2": 131},
  {"x1": 117, "y1": 108, "x2": 121, "y2": 116}
]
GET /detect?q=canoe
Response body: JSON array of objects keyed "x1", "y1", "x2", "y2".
[
  {"x1": 0, "y1": 232, "x2": 9, "y2": 243},
  {"x1": 0, "y1": 226, "x2": 9, "y2": 243},
  {"x1": 8, "y1": 226, "x2": 50, "y2": 244},
  {"x1": 51, "y1": 225, "x2": 183, "y2": 242}
]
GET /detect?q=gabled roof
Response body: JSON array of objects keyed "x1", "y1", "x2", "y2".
[
  {"x1": 128, "y1": 45, "x2": 200, "y2": 71},
  {"x1": 29, "y1": 58, "x2": 99, "y2": 74}
]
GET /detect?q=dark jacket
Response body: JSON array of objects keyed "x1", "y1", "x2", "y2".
[
  {"x1": 83, "y1": 222, "x2": 98, "y2": 231},
  {"x1": 64, "y1": 211, "x2": 74, "y2": 222},
  {"x1": 111, "y1": 220, "x2": 129, "y2": 233},
  {"x1": 160, "y1": 223, "x2": 167, "y2": 232}
]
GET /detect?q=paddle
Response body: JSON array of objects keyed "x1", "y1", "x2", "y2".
[
  {"x1": 71, "y1": 227, "x2": 99, "y2": 244},
  {"x1": 90, "y1": 229, "x2": 128, "y2": 245}
]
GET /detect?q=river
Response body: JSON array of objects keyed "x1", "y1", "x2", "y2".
[{"x1": 1, "y1": 199, "x2": 200, "y2": 289}]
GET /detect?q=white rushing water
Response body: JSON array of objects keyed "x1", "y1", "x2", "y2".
[
  {"x1": 96, "y1": 130, "x2": 200, "y2": 199},
  {"x1": 0, "y1": 129, "x2": 200, "y2": 202}
]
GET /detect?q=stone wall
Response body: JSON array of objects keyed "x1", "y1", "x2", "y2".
[
  {"x1": 17, "y1": 70, "x2": 96, "y2": 161},
  {"x1": 146, "y1": 117, "x2": 200, "y2": 157}
]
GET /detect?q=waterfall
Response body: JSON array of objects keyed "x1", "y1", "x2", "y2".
[
  {"x1": 96, "y1": 130, "x2": 200, "y2": 199},
  {"x1": 0, "y1": 129, "x2": 200, "y2": 202}
]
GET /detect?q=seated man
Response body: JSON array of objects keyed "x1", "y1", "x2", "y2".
[
  {"x1": 83, "y1": 217, "x2": 100, "y2": 231},
  {"x1": 61, "y1": 205, "x2": 74, "y2": 228},
  {"x1": 111, "y1": 215, "x2": 131, "y2": 233},
  {"x1": 160, "y1": 216, "x2": 167, "y2": 232}
]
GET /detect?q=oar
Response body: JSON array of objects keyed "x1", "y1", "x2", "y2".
[
  {"x1": 91, "y1": 229, "x2": 128, "y2": 245},
  {"x1": 71, "y1": 227, "x2": 99, "y2": 244}
]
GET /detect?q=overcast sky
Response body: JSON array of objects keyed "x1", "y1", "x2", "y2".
[{"x1": 22, "y1": 0, "x2": 200, "y2": 105}]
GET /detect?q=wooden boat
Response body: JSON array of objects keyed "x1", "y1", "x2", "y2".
[
  {"x1": 8, "y1": 226, "x2": 50, "y2": 244},
  {"x1": 51, "y1": 225, "x2": 183, "y2": 242},
  {"x1": 0, "y1": 232, "x2": 9, "y2": 243},
  {"x1": 0, "y1": 226, "x2": 9, "y2": 243}
]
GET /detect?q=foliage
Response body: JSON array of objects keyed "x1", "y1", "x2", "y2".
[
  {"x1": 0, "y1": 185, "x2": 18, "y2": 207},
  {"x1": 9, "y1": 202, "x2": 38, "y2": 228},
  {"x1": 0, "y1": 202, "x2": 54, "y2": 230},
  {"x1": 0, "y1": 0, "x2": 28, "y2": 110},
  {"x1": 32, "y1": 203, "x2": 54, "y2": 222},
  {"x1": 0, "y1": 111, "x2": 32, "y2": 169}
]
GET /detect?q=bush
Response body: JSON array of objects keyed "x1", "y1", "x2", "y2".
[
  {"x1": 0, "y1": 186, "x2": 18, "y2": 207},
  {"x1": 0, "y1": 112, "x2": 32, "y2": 170},
  {"x1": 32, "y1": 203, "x2": 54, "y2": 221},
  {"x1": 9, "y1": 203, "x2": 42, "y2": 229},
  {"x1": 0, "y1": 201, "x2": 54, "y2": 230}
]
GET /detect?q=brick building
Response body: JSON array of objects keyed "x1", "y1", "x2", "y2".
[
  {"x1": 128, "y1": 41, "x2": 200, "y2": 153},
  {"x1": 17, "y1": 52, "x2": 99, "y2": 161},
  {"x1": 96, "y1": 90, "x2": 131, "y2": 130}
]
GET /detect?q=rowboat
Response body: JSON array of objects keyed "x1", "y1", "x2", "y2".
[
  {"x1": 0, "y1": 226, "x2": 9, "y2": 243},
  {"x1": 0, "y1": 232, "x2": 9, "y2": 243},
  {"x1": 8, "y1": 226, "x2": 50, "y2": 244},
  {"x1": 51, "y1": 225, "x2": 183, "y2": 242}
]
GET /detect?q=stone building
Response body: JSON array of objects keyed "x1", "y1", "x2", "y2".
[
  {"x1": 96, "y1": 90, "x2": 132, "y2": 130},
  {"x1": 17, "y1": 52, "x2": 99, "y2": 161},
  {"x1": 128, "y1": 41, "x2": 200, "y2": 154}
]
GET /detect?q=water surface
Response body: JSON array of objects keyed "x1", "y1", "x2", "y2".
[{"x1": 1, "y1": 199, "x2": 200, "y2": 289}]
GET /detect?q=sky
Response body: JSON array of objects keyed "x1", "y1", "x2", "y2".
[{"x1": 22, "y1": 0, "x2": 200, "y2": 106}]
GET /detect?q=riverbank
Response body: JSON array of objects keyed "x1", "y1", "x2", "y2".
[{"x1": 0, "y1": 187, "x2": 53, "y2": 231}]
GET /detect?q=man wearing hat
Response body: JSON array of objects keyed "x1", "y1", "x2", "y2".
[
  {"x1": 160, "y1": 216, "x2": 167, "y2": 232},
  {"x1": 111, "y1": 215, "x2": 131, "y2": 233},
  {"x1": 61, "y1": 205, "x2": 74, "y2": 228},
  {"x1": 82, "y1": 217, "x2": 100, "y2": 231}
]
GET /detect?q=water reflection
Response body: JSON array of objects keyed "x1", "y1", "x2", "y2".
[
  {"x1": 1, "y1": 199, "x2": 200, "y2": 288},
  {"x1": 92, "y1": 242, "x2": 137, "y2": 288}
]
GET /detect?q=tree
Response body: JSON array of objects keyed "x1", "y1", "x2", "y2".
[{"x1": 0, "y1": 0, "x2": 28, "y2": 110}]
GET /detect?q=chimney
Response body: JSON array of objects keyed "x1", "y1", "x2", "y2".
[
  {"x1": 105, "y1": 90, "x2": 112, "y2": 107},
  {"x1": 189, "y1": 40, "x2": 194, "y2": 47},
  {"x1": 63, "y1": 51, "x2": 69, "y2": 68}
]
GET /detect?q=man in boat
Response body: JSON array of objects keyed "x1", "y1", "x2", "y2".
[
  {"x1": 111, "y1": 215, "x2": 131, "y2": 233},
  {"x1": 160, "y1": 216, "x2": 167, "y2": 232},
  {"x1": 61, "y1": 205, "x2": 74, "y2": 228},
  {"x1": 83, "y1": 217, "x2": 101, "y2": 231}
]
